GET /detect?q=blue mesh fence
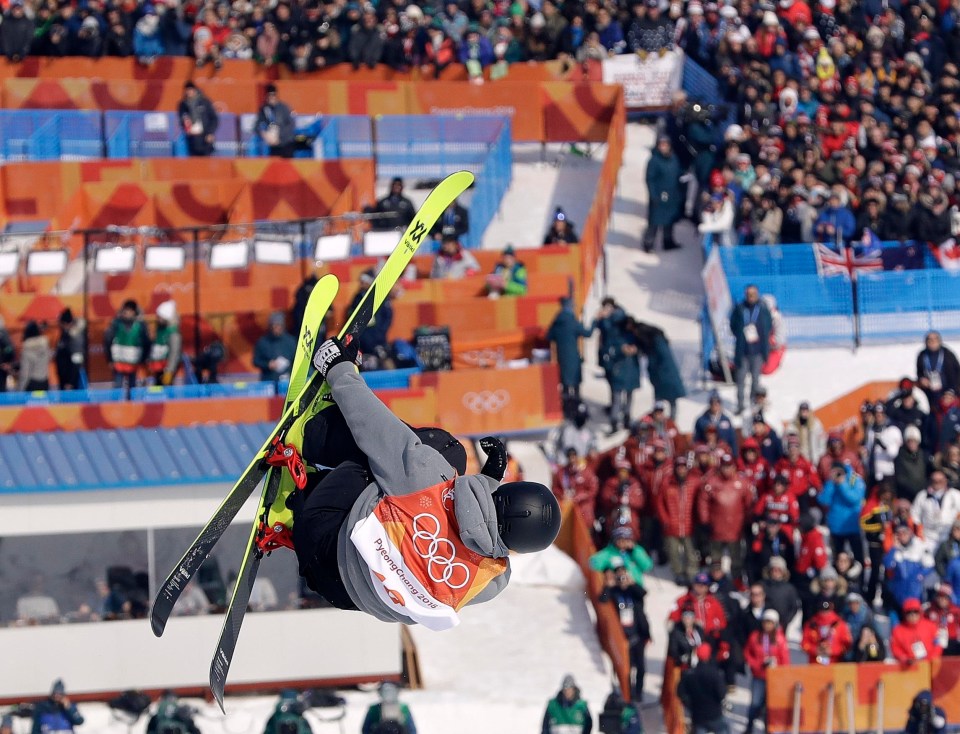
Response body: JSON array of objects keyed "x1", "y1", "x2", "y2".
[
  {"x1": 857, "y1": 270, "x2": 960, "y2": 343},
  {"x1": 718, "y1": 244, "x2": 820, "y2": 278}
]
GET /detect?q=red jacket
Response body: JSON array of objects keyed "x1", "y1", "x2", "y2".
[
  {"x1": 669, "y1": 592, "x2": 728, "y2": 634},
  {"x1": 891, "y1": 618, "x2": 943, "y2": 663},
  {"x1": 598, "y1": 475, "x2": 645, "y2": 540},
  {"x1": 638, "y1": 458, "x2": 671, "y2": 504},
  {"x1": 817, "y1": 450, "x2": 864, "y2": 484},
  {"x1": 658, "y1": 475, "x2": 700, "y2": 538},
  {"x1": 926, "y1": 604, "x2": 960, "y2": 643},
  {"x1": 552, "y1": 463, "x2": 599, "y2": 529},
  {"x1": 801, "y1": 611, "x2": 853, "y2": 663},
  {"x1": 796, "y1": 527, "x2": 829, "y2": 577},
  {"x1": 744, "y1": 628, "x2": 791, "y2": 679},
  {"x1": 623, "y1": 436, "x2": 652, "y2": 475},
  {"x1": 753, "y1": 490, "x2": 800, "y2": 533},
  {"x1": 773, "y1": 456, "x2": 822, "y2": 504},
  {"x1": 739, "y1": 456, "x2": 771, "y2": 497},
  {"x1": 779, "y1": 0, "x2": 812, "y2": 28},
  {"x1": 698, "y1": 474, "x2": 753, "y2": 543}
]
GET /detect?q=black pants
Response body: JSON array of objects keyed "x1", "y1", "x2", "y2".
[
  {"x1": 643, "y1": 223, "x2": 676, "y2": 251},
  {"x1": 630, "y1": 642, "x2": 646, "y2": 702}
]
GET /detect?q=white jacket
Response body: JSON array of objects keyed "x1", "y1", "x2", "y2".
[
  {"x1": 698, "y1": 198, "x2": 735, "y2": 246},
  {"x1": 865, "y1": 424, "x2": 903, "y2": 481},
  {"x1": 912, "y1": 487, "x2": 960, "y2": 551}
]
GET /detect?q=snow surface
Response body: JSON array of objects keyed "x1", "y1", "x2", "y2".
[{"x1": 25, "y1": 122, "x2": 936, "y2": 733}]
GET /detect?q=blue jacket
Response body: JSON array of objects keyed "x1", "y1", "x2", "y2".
[
  {"x1": 729, "y1": 300, "x2": 772, "y2": 363},
  {"x1": 815, "y1": 206, "x2": 856, "y2": 241},
  {"x1": 694, "y1": 410, "x2": 738, "y2": 452},
  {"x1": 819, "y1": 465, "x2": 866, "y2": 536},
  {"x1": 883, "y1": 539, "x2": 934, "y2": 606}
]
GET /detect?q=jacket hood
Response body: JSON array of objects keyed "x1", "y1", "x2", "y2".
[{"x1": 453, "y1": 474, "x2": 510, "y2": 559}]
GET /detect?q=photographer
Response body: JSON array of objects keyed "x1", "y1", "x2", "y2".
[
  {"x1": 31, "y1": 679, "x2": 84, "y2": 734},
  {"x1": 675, "y1": 99, "x2": 723, "y2": 191},
  {"x1": 264, "y1": 690, "x2": 313, "y2": 734},
  {"x1": 362, "y1": 683, "x2": 416, "y2": 734},
  {"x1": 146, "y1": 692, "x2": 200, "y2": 734},
  {"x1": 598, "y1": 689, "x2": 642, "y2": 734},
  {"x1": 905, "y1": 691, "x2": 947, "y2": 734},
  {"x1": 599, "y1": 559, "x2": 651, "y2": 702}
]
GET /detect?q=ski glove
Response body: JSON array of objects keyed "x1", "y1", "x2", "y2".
[
  {"x1": 479, "y1": 436, "x2": 507, "y2": 481},
  {"x1": 313, "y1": 336, "x2": 361, "y2": 380}
]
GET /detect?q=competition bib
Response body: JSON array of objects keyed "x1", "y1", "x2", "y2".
[
  {"x1": 912, "y1": 640, "x2": 928, "y2": 659},
  {"x1": 744, "y1": 324, "x2": 760, "y2": 344}
]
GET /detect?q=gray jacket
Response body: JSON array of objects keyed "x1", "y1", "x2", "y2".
[{"x1": 327, "y1": 362, "x2": 511, "y2": 624}]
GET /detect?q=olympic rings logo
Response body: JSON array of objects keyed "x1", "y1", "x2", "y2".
[
  {"x1": 462, "y1": 389, "x2": 510, "y2": 414},
  {"x1": 411, "y1": 513, "x2": 470, "y2": 589}
]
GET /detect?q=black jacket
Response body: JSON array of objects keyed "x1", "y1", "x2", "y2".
[
  {"x1": 763, "y1": 578, "x2": 800, "y2": 629},
  {"x1": 677, "y1": 661, "x2": 726, "y2": 725},
  {"x1": 917, "y1": 347, "x2": 960, "y2": 397}
]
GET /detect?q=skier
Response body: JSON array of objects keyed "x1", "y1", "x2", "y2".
[{"x1": 287, "y1": 335, "x2": 561, "y2": 630}]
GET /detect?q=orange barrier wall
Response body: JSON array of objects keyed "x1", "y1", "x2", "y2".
[
  {"x1": 553, "y1": 499, "x2": 633, "y2": 701},
  {"x1": 0, "y1": 76, "x2": 622, "y2": 143},
  {"x1": 767, "y1": 662, "x2": 930, "y2": 734},
  {"x1": 0, "y1": 363, "x2": 562, "y2": 435}
]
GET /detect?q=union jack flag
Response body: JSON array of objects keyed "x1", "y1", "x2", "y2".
[{"x1": 814, "y1": 242, "x2": 883, "y2": 278}]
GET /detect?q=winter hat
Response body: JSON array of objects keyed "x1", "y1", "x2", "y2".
[
  {"x1": 902, "y1": 598, "x2": 923, "y2": 613},
  {"x1": 529, "y1": 11, "x2": 545, "y2": 27},
  {"x1": 820, "y1": 566, "x2": 839, "y2": 582},
  {"x1": 904, "y1": 425, "x2": 922, "y2": 443},
  {"x1": 156, "y1": 300, "x2": 177, "y2": 322},
  {"x1": 268, "y1": 311, "x2": 286, "y2": 328},
  {"x1": 612, "y1": 526, "x2": 633, "y2": 541},
  {"x1": 846, "y1": 592, "x2": 863, "y2": 604},
  {"x1": 51, "y1": 679, "x2": 66, "y2": 696},
  {"x1": 719, "y1": 4, "x2": 737, "y2": 17},
  {"x1": 403, "y1": 4, "x2": 423, "y2": 19},
  {"x1": 724, "y1": 124, "x2": 744, "y2": 142},
  {"x1": 762, "y1": 609, "x2": 780, "y2": 624},
  {"x1": 561, "y1": 674, "x2": 577, "y2": 689},
  {"x1": 688, "y1": 1, "x2": 703, "y2": 13},
  {"x1": 768, "y1": 556, "x2": 788, "y2": 571},
  {"x1": 762, "y1": 10, "x2": 778, "y2": 25},
  {"x1": 693, "y1": 572, "x2": 710, "y2": 585}
]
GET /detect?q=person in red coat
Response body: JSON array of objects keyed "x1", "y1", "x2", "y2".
[
  {"x1": 670, "y1": 572, "x2": 729, "y2": 635},
  {"x1": 690, "y1": 443, "x2": 717, "y2": 486},
  {"x1": 744, "y1": 609, "x2": 791, "y2": 733},
  {"x1": 638, "y1": 439, "x2": 671, "y2": 564},
  {"x1": 739, "y1": 437, "x2": 772, "y2": 498},
  {"x1": 598, "y1": 456, "x2": 645, "y2": 543},
  {"x1": 623, "y1": 418, "x2": 655, "y2": 474},
  {"x1": 817, "y1": 432, "x2": 864, "y2": 484},
  {"x1": 801, "y1": 599, "x2": 853, "y2": 663},
  {"x1": 753, "y1": 473, "x2": 800, "y2": 536},
  {"x1": 645, "y1": 400, "x2": 685, "y2": 456},
  {"x1": 658, "y1": 455, "x2": 701, "y2": 584},
  {"x1": 698, "y1": 454, "x2": 754, "y2": 582},
  {"x1": 774, "y1": 436, "x2": 822, "y2": 513},
  {"x1": 926, "y1": 583, "x2": 960, "y2": 656},
  {"x1": 552, "y1": 447, "x2": 600, "y2": 533},
  {"x1": 796, "y1": 512, "x2": 830, "y2": 583},
  {"x1": 892, "y1": 597, "x2": 943, "y2": 663}
]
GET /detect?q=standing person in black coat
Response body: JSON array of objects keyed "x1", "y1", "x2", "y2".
[
  {"x1": 917, "y1": 331, "x2": 960, "y2": 412},
  {"x1": 677, "y1": 644, "x2": 729, "y2": 734},
  {"x1": 547, "y1": 296, "x2": 592, "y2": 417},
  {"x1": 373, "y1": 177, "x2": 416, "y2": 231},
  {"x1": 599, "y1": 561, "x2": 651, "y2": 703},
  {"x1": 729, "y1": 285, "x2": 772, "y2": 415},
  {"x1": 644, "y1": 136, "x2": 683, "y2": 252},
  {"x1": 256, "y1": 83, "x2": 297, "y2": 158},
  {"x1": 1, "y1": 0, "x2": 34, "y2": 61},
  {"x1": 54, "y1": 308, "x2": 85, "y2": 390},
  {"x1": 178, "y1": 81, "x2": 219, "y2": 157}
]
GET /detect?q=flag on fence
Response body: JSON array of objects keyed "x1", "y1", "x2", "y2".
[
  {"x1": 880, "y1": 242, "x2": 925, "y2": 271},
  {"x1": 931, "y1": 239, "x2": 960, "y2": 272},
  {"x1": 814, "y1": 242, "x2": 882, "y2": 278}
]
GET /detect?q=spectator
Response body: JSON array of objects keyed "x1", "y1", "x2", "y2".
[
  {"x1": 589, "y1": 526, "x2": 654, "y2": 588},
  {"x1": 642, "y1": 400, "x2": 682, "y2": 456},
  {"x1": 599, "y1": 560, "x2": 651, "y2": 702},
  {"x1": 552, "y1": 447, "x2": 600, "y2": 533},
  {"x1": 918, "y1": 332, "x2": 960, "y2": 412},
  {"x1": 896, "y1": 426, "x2": 933, "y2": 502},
  {"x1": 694, "y1": 390, "x2": 738, "y2": 451},
  {"x1": 644, "y1": 136, "x2": 682, "y2": 253},
  {"x1": 133, "y1": 5, "x2": 165, "y2": 63},
  {"x1": 256, "y1": 84, "x2": 296, "y2": 158},
  {"x1": 789, "y1": 401, "x2": 826, "y2": 462},
  {"x1": 884, "y1": 521, "x2": 935, "y2": 613},
  {"x1": 253, "y1": 311, "x2": 296, "y2": 385},
  {"x1": 813, "y1": 190, "x2": 856, "y2": 243},
  {"x1": 0, "y1": 316, "x2": 14, "y2": 392},
  {"x1": 926, "y1": 583, "x2": 960, "y2": 657},
  {"x1": 743, "y1": 609, "x2": 789, "y2": 734},
  {"x1": 817, "y1": 431, "x2": 864, "y2": 484},
  {"x1": 178, "y1": 81, "x2": 218, "y2": 157},
  {"x1": 547, "y1": 403, "x2": 597, "y2": 465},
  {"x1": 938, "y1": 446, "x2": 960, "y2": 488},
  {"x1": 668, "y1": 606, "x2": 707, "y2": 669},
  {"x1": 936, "y1": 520, "x2": 960, "y2": 579},
  {"x1": 905, "y1": 691, "x2": 947, "y2": 734},
  {"x1": 626, "y1": 319, "x2": 686, "y2": 419},
  {"x1": 31, "y1": 679, "x2": 84, "y2": 734},
  {"x1": 486, "y1": 245, "x2": 528, "y2": 298},
  {"x1": 699, "y1": 454, "x2": 753, "y2": 582},
  {"x1": 372, "y1": 177, "x2": 415, "y2": 231},
  {"x1": 430, "y1": 234, "x2": 481, "y2": 279},
  {"x1": 740, "y1": 438, "x2": 772, "y2": 499},
  {"x1": 840, "y1": 592, "x2": 874, "y2": 658},
  {"x1": 670, "y1": 572, "x2": 729, "y2": 636},
  {"x1": 796, "y1": 512, "x2": 830, "y2": 586},
  {"x1": 430, "y1": 199, "x2": 470, "y2": 243},
  {"x1": 886, "y1": 383, "x2": 930, "y2": 441},
  {"x1": 543, "y1": 207, "x2": 580, "y2": 245},
  {"x1": 820, "y1": 461, "x2": 867, "y2": 565},
  {"x1": 147, "y1": 692, "x2": 201, "y2": 734},
  {"x1": 891, "y1": 598, "x2": 942, "y2": 663},
  {"x1": 263, "y1": 690, "x2": 312, "y2": 734},
  {"x1": 192, "y1": 7, "x2": 225, "y2": 68},
  {"x1": 762, "y1": 557, "x2": 800, "y2": 630},
  {"x1": 866, "y1": 403, "x2": 903, "y2": 483},
  {"x1": 835, "y1": 551, "x2": 863, "y2": 595},
  {"x1": 541, "y1": 675, "x2": 591, "y2": 734},
  {"x1": 104, "y1": 299, "x2": 150, "y2": 391},
  {"x1": 18, "y1": 320, "x2": 51, "y2": 392},
  {"x1": 912, "y1": 471, "x2": 960, "y2": 553},
  {"x1": 547, "y1": 297, "x2": 592, "y2": 412},
  {"x1": 348, "y1": 5, "x2": 384, "y2": 70},
  {"x1": 362, "y1": 682, "x2": 416, "y2": 734},
  {"x1": 677, "y1": 644, "x2": 728, "y2": 734},
  {"x1": 2, "y1": 0, "x2": 34, "y2": 62},
  {"x1": 861, "y1": 481, "x2": 896, "y2": 606},
  {"x1": 54, "y1": 308, "x2": 85, "y2": 390},
  {"x1": 730, "y1": 285, "x2": 772, "y2": 416},
  {"x1": 658, "y1": 455, "x2": 701, "y2": 585},
  {"x1": 149, "y1": 300, "x2": 182, "y2": 387},
  {"x1": 852, "y1": 624, "x2": 887, "y2": 663},
  {"x1": 697, "y1": 192, "x2": 736, "y2": 247},
  {"x1": 747, "y1": 510, "x2": 796, "y2": 583},
  {"x1": 459, "y1": 23, "x2": 494, "y2": 77},
  {"x1": 801, "y1": 599, "x2": 853, "y2": 664},
  {"x1": 594, "y1": 6, "x2": 625, "y2": 54}
]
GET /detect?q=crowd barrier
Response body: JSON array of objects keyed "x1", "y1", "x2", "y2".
[
  {"x1": 0, "y1": 75, "x2": 621, "y2": 143},
  {"x1": 0, "y1": 363, "x2": 562, "y2": 436},
  {"x1": 553, "y1": 499, "x2": 633, "y2": 702}
]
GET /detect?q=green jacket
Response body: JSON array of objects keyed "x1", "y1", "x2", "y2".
[
  {"x1": 362, "y1": 703, "x2": 416, "y2": 734},
  {"x1": 106, "y1": 317, "x2": 148, "y2": 366},
  {"x1": 263, "y1": 709, "x2": 313, "y2": 734},
  {"x1": 542, "y1": 694, "x2": 592, "y2": 734},
  {"x1": 589, "y1": 544, "x2": 654, "y2": 587}
]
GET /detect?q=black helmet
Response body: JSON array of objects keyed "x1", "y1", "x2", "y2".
[{"x1": 493, "y1": 481, "x2": 561, "y2": 553}]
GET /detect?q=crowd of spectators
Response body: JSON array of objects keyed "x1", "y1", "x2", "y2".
[
  {"x1": 550, "y1": 326, "x2": 960, "y2": 726},
  {"x1": 654, "y1": 0, "x2": 960, "y2": 251}
]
